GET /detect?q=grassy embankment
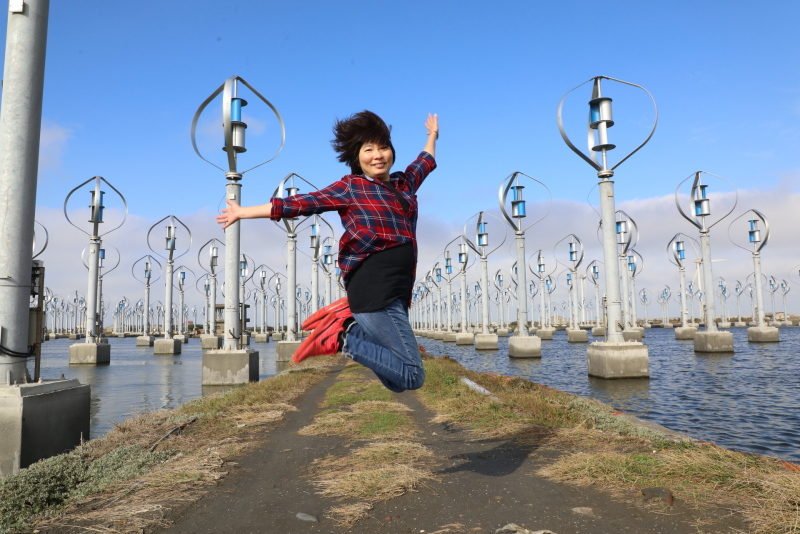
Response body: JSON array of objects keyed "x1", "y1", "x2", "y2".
[
  {"x1": 0, "y1": 358, "x2": 338, "y2": 534},
  {"x1": 417, "y1": 355, "x2": 800, "y2": 534},
  {"x1": 2, "y1": 352, "x2": 798, "y2": 533}
]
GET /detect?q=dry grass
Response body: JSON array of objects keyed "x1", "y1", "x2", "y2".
[
  {"x1": 311, "y1": 441, "x2": 436, "y2": 525},
  {"x1": 418, "y1": 356, "x2": 625, "y2": 439},
  {"x1": 21, "y1": 360, "x2": 338, "y2": 534},
  {"x1": 303, "y1": 367, "x2": 435, "y2": 527},
  {"x1": 325, "y1": 502, "x2": 373, "y2": 528},
  {"x1": 416, "y1": 356, "x2": 800, "y2": 534},
  {"x1": 539, "y1": 446, "x2": 800, "y2": 534}
]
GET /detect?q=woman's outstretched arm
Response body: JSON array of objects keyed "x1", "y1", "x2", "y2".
[{"x1": 423, "y1": 113, "x2": 439, "y2": 158}]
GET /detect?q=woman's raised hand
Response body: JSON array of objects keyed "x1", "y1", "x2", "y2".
[{"x1": 425, "y1": 113, "x2": 439, "y2": 139}]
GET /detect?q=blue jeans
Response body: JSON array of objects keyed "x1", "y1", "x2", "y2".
[{"x1": 343, "y1": 298, "x2": 425, "y2": 392}]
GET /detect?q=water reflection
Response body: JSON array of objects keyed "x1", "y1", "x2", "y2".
[
  {"x1": 419, "y1": 326, "x2": 800, "y2": 462},
  {"x1": 40, "y1": 337, "x2": 280, "y2": 438}
]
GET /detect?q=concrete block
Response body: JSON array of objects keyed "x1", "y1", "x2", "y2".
[
  {"x1": 430, "y1": 331, "x2": 445, "y2": 340},
  {"x1": 536, "y1": 327, "x2": 555, "y2": 340},
  {"x1": 67, "y1": 333, "x2": 78, "y2": 340},
  {"x1": 694, "y1": 331, "x2": 734, "y2": 353},
  {"x1": 253, "y1": 333, "x2": 269, "y2": 343},
  {"x1": 587, "y1": 341, "x2": 649, "y2": 379},
  {"x1": 474, "y1": 333, "x2": 498, "y2": 350},
  {"x1": 674, "y1": 326, "x2": 697, "y2": 340},
  {"x1": 272, "y1": 332, "x2": 284, "y2": 341},
  {"x1": 508, "y1": 335, "x2": 541, "y2": 358},
  {"x1": 496, "y1": 328, "x2": 509, "y2": 337},
  {"x1": 154, "y1": 338, "x2": 182, "y2": 355},
  {"x1": 173, "y1": 334, "x2": 189, "y2": 344},
  {"x1": 567, "y1": 329, "x2": 589, "y2": 343},
  {"x1": 200, "y1": 334, "x2": 222, "y2": 350},
  {"x1": 135, "y1": 335, "x2": 154, "y2": 347},
  {"x1": 717, "y1": 321, "x2": 731, "y2": 329},
  {"x1": 734, "y1": 321, "x2": 747, "y2": 327},
  {"x1": 622, "y1": 327, "x2": 644, "y2": 342},
  {"x1": 68, "y1": 342, "x2": 110, "y2": 365},
  {"x1": 0, "y1": 380, "x2": 90, "y2": 477},
  {"x1": 455, "y1": 332, "x2": 474, "y2": 345},
  {"x1": 591, "y1": 326, "x2": 606, "y2": 337},
  {"x1": 276, "y1": 340, "x2": 302, "y2": 362},
  {"x1": 442, "y1": 332, "x2": 458, "y2": 342},
  {"x1": 662, "y1": 323, "x2": 674, "y2": 329},
  {"x1": 747, "y1": 326, "x2": 780, "y2": 343},
  {"x1": 202, "y1": 349, "x2": 259, "y2": 385}
]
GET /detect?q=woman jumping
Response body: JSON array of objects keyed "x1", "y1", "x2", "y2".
[{"x1": 217, "y1": 111, "x2": 438, "y2": 392}]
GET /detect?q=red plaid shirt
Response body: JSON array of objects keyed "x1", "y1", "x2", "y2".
[{"x1": 270, "y1": 151, "x2": 436, "y2": 287}]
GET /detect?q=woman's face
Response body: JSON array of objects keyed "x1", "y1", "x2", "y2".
[{"x1": 358, "y1": 142, "x2": 393, "y2": 181}]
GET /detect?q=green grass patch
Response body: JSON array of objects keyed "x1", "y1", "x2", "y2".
[
  {"x1": 357, "y1": 411, "x2": 408, "y2": 438},
  {"x1": 0, "y1": 446, "x2": 171, "y2": 533},
  {"x1": 323, "y1": 380, "x2": 392, "y2": 408}
]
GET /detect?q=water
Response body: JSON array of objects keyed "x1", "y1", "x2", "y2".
[
  {"x1": 417, "y1": 326, "x2": 800, "y2": 462},
  {"x1": 40, "y1": 329, "x2": 800, "y2": 463},
  {"x1": 40, "y1": 337, "x2": 282, "y2": 438}
]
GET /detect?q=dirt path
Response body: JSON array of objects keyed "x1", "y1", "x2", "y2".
[{"x1": 160, "y1": 366, "x2": 745, "y2": 534}]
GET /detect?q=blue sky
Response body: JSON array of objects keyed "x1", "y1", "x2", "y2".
[
  {"x1": 21, "y1": 0, "x2": 800, "y2": 215},
  {"x1": 5, "y1": 0, "x2": 800, "y2": 312}
]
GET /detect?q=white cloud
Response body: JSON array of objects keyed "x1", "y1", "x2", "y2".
[{"x1": 38, "y1": 121, "x2": 71, "y2": 172}]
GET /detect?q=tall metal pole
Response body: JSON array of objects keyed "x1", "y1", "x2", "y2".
[
  {"x1": 286, "y1": 233, "x2": 297, "y2": 341},
  {"x1": 699, "y1": 230, "x2": 718, "y2": 332},
  {"x1": 0, "y1": 0, "x2": 50, "y2": 383},
  {"x1": 599, "y1": 179, "x2": 624, "y2": 342}
]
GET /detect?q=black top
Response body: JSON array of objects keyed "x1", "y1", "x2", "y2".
[{"x1": 345, "y1": 242, "x2": 414, "y2": 313}]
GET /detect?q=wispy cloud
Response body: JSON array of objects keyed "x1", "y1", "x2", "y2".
[{"x1": 38, "y1": 121, "x2": 71, "y2": 172}]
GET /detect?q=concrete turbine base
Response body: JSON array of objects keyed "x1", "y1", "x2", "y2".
[
  {"x1": 734, "y1": 321, "x2": 747, "y2": 327},
  {"x1": 567, "y1": 329, "x2": 589, "y2": 343},
  {"x1": 200, "y1": 334, "x2": 222, "y2": 350},
  {"x1": 430, "y1": 331, "x2": 445, "y2": 340},
  {"x1": 508, "y1": 335, "x2": 541, "y2": 358},
  {"x1": 496, "y1": 328, "x2": 509, "y2": 337},
  {"x1": 68, "y1": 342, "x2": 111, "y2": 365},
  {"x1": 587, "y1": 341, "x2": 649, "y2": 379},
  {"x1": 173, "y1": 334, "x2": 189, "y2": 344},
  {"x1": 135, "y1": 335, "x2": 154, "y2": 347},
  {"x1": 455, "y1": 332, "x2": 474, "y2": 345},
  {"x1": 674, "y1": 327, "x2": 697, "y2": 340},
  {"x1": 253, "y1": 333, "x2": 269, "y2": 343},
  {"x1": 474, "y1": 333, "x2": 499, "y2": 350},
  {"x1": 272, "y1": 332, "x2": 284, "y2": 341},
  {"x1": 622, "y1": 328, "x2": 644, "y2": 342},
  {"x1": 154, "y1": 338, "x2": 182, "y2": 355},
  {"x1": 718, "y1": 321, "x2": 731, "y2": 329},
  {"x1": 0, "y1": 379, "x2": 91, "y2": 477},
  {"x1": 747, "y1": 325, "x2": 780, "y2": 343},
  {"x1": 536, "y1": 327, "x2": 555, "y2": 340},
  {"x1": 442, "y1": 332, "x2": 458, "y2": 342},
  {"x1": 661, "y1": 323, "x2": 674, "y2": 329},
  {"x1": 276, "y1": 340, "x2": 302, "y2": 362},
  {"x1": 591, "y1": 326, "x2": 606, "y2": 337},
  {"x1": 202, "y1": 348, "x2": 259, "y2": 385},
  {"x1": 694, "y1": 331, "x2": 734, "y2": 353}
]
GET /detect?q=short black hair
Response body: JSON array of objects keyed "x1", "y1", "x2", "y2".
[{"x1": 332, "y1": 110, "x2": 395, "y2": 174}]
